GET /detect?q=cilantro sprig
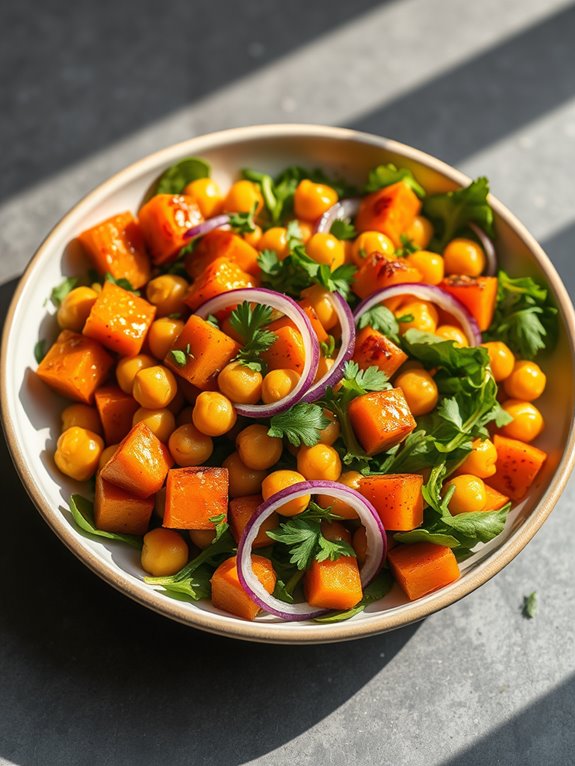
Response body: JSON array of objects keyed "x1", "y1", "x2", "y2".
[
  {"x1": 229, "y1": 301, "x2": 277, "y2": 373},
  {"x1": 228, "y1": 203, "x2": 258, "y2": 235},
  {"x1": 357, "y1": 305, "x2": 401, "y2": 343},
  {"x1": 423, "y1": 177, "x2": 494, "y2": 251},
  {"x1": 268, "y1": 403, "x2": 331, "y2": 447},
  {"x1": 365, "y1": 163, "x2": 425, "y2": 198}
]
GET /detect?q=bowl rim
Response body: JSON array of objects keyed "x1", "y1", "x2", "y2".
[{"x1": 2, "y1": 123, "x2": 575, "y2": 644}]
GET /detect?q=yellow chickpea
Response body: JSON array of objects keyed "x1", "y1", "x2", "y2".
[
  {"x1": 141, "y1": 528, "x2": 189, "y2": 576},
  {"x1": 218, "y1": 361, "x2": 263, "y2": 405},
  {"x1": 258, "y1": 227, "x2": 289, "y2": 259},
  {"x1": 145, "y1": 275, "x2": 189, "y2": 317},
  {"x1": 236, "y1": 424, "x2": 283, "y2": 471},
  {"x1": 54, "y1": 426, "x2": 104, "y2": 481},
  {"x1": 404, "y1": 216, "x2": 434, "y2": 248},
  {"x1": 132, "y1": 407, "x2": 176, "y2": 443},
  {"x1": 443, "y1": 238, "x2": 485, "y2": 277},
  {"x1": 395, "y1": 369, "x2": 438, "y2": 416},
  {"x1": 318, "y1": 410, "x2": 340, "y2": 446},
  {"x1": 116, "y1": 354, "x2": 156, "y2": 394},
  {"x1": 132, "y1": 365, "x2": 178, "y2": 409},
  {"x1": 500, "y1": 400, "x2": 544, "y2": 443},
  {"x1": 443, "y1": 474, "x2": 487, "y2": 514},
  {"x1": 147, "y1": 317, "x2": 185, "y2": 360},
  {"x1": 183, "y1": 178, "x2": 224, "y2": 218},
  {"x1": 295, "y1": 220, "x2": 314, "y2": 244},
  {"x1": 397, "y1": 301, "x2": 439, "y2": 334},
  {"x1": 192, "y1": 391, "x2": 237, "y2": 436},
  {"x1": 56, "y1": 286, "x2": 99, "y2": 332},
  {"x1": 458, "y1": 438, "x2": 498, "y2": 478},
  {"x1": 351, "y1": 231, "x2": 395, "y2": 267},
  {"x1": 168, "y1": 423, "x2": 213, "y2": 466},
  {"x1": 262, "y1": 469, "x2": 310, "y2": 516},
  {"x1": 297, "y1": 444, "x2": 342, "y2": 482},
  {"x1": 223, "y1": 180, "x2": 264, "y2": 214},
  {"x1": 223, "y1": 451, "x2": 267, "y2": 498},
  {"x1": 243, "y1": 224, "x2": 262, "y2": 248},
  {"x1": 61, "y1": 404, "x2": 102, "y2": 435},
  {"x1": 504, "y1": 361, "x2": 546, "y2": 401},
  {"x1": 261, "y1": 369, "x2": 300, "y2": 404},
  {"x1": 481, "y1": 341, "x2": 515, "y2": 382},
  {"x1": 98, "y1": 443, "x2": 119, "y2": 472},
  {"x1": 300, "y1": 285, "x2": 338, "y2": 330},
  {"x1": 405, "y1": 251, "x2": 445, "y2": 285},
  {"x1": 306, "y1": 233, "x2": 345, "y2": 270},
  {"x1": 435, "y1": 324, "x2": 468, "y2": 347},
  {"x1": 293, "y1": 180, "x2": 338, "y2": 222}
]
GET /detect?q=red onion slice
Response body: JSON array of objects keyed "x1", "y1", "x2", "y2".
[
  {"x1": 184, "y1": 214, "x2": 230, "y2": 240},
  {"x1": 194, "y1": 288, "x2": 320, "y2": 417},
  {"x1": 300, "y1": 292, "x2": 356, "y2": 402},
  {"x1": 236, "y1": 480, "x2": 386, "y2": 621},
  {"x1": 354, "y1": 283, "x2": 481, "y2": 346},
  {"x1": 315, "y1": 198, "x2": 361, "y2": 234},
  {"x1": 469, "y1": 222, "x2": 497, "y2": 276}
]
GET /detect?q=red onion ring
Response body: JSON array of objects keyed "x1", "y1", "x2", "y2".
[
  {"x1": 469, "y1": 223, "x2": 497, "y2": 276},
  {"x1": 236, "y1": 480, "x2": 386, "y2": 621},
  {"x1": 184, "y1": 214, "x2": 230, "y2": 240},
  {"x1": 315, "y1": 198, "x2": 361, "y2": 234},
  {"x1": 354, "y1": 283, "x2": 481, "y2": 346},
  {"x1": 194, "y1": 288, "x2": 320, "y2": 417},
  {"x1": 300, "y1": 292, "x2": 356, "y2": 402}
]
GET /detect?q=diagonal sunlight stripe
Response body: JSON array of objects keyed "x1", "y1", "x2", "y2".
[{"x1": 0, "y1": 0, "x2": 572, "y2": 281}]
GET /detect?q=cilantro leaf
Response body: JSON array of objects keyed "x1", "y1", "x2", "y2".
[
  {"x1": 342, "y1": 361, "x2": 390, "y2": 394},
  {"x1": 314, "y1": 570, "x2": 393, "y2": 623},
  {"x1": 155, "y1": 157, "x2": 210, "y2": 195},
  {"x1": 228, "y1": 203, "x2": 258, "y2": 235},
  {"x1": 70, "y1": 495, "x2": 142, "y2": 549},
  {"x1": 423, "y1": 177, "x2": 494, "y2": 250},
  {"x1": 522, "y1": 591, "x2": 537, "y2": 619},
  {"x1": 316, "y1": 535, "x2": 356, "y2": 562},
  {"x1": 50, "y1": 276, "x2": 78, "y2": 308},
  {"x1": 229, "y1": 301, "x2": 277, "y2": 373},
  {"x1": 209, "y1": 513, "x2": 229, "y2": 542},
  {"x1": 357, "y1": 305, "x2": 400, "y2": 342},
  {"x1": 170, "y1": 343, "x2": 194, "y2": 366},
  {"x1": 34, "y1": 339, "x2": 47, "y2": 364},
  {"x1": 330, "y1": 219, "x2": 357, "y2": 240},
  {"x1": 268, "y1": 403, "x2": 331, "y2": 447},
  {"x1": 365, "y1": 163, "x2": 425, "y2": 197}
]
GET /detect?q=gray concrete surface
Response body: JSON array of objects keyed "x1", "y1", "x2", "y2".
[{"x1": 1, "y1": 1, "x2": 574, "y2": 764}]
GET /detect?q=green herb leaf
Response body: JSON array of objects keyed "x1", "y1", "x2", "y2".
[
  {"x1": 267, "y1": 519, "x2": 320, "y2": 570},
  {"x1": 315, "y1": 536, "x2": 356, "y2": 562},
  {"x1": 395, "y1": 234, "x2": 420, "y2": 257},
  {"x1": 314, "y1": 570, "x2": 393, "y2": 623},
  {"x1": 228, "y1": 203, "x2": 258, "y2": 235},
  {"x1": 423, "y1": 177, "x2": 494, "y2": 250},
  {"x1": 209, "y1": 513, "x2": 230, "y2": 542},
  {"x1": 394, "y1": 528, "x2": 461, "y2": 547},
  {"x1": 365, "y1": 164, "x2": 425, "y2": 197},
  {"x1": 69, "y1": 494, "x2": 142, "y2": 549},
  {"x1": 170, "y1": 343, "x2": 193, "y2": 366},
  {"x1": 50, "y1": 277, "x2": 78, "y2": 308},
  {"x1": 522, "y1": 591, "x2": 537, "y2": 619},
  {"x1": 155, "y1": 157, "x2": 210, "y2": 195},
  {"x1": 268, "y1": 403, "x2": 331, "y2": 447},
  {"x1": 206, "y1": 314, "x2": 219, "y2": 328},
  {"x1": 330, "y1": 219, "x2": 357, "y2": 240},
  {"x1": 104, "y1": 272, "x2": 140, "y2": 294},
  {"x1": 229, "y1": 301, "x2": 277, "y2": 373},
  {"x1": 320, "y1": 335, "x2": 336, "y2": 358},
  {"x1": 357, "y1": 305, "x2": 400, "y2": 342},
  {"x1": 34, "y1": 339, "x2": 47, "y2": 364}
]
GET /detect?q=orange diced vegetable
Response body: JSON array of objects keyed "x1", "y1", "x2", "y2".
[
  {"x1": 261, "y1": 325, "x2": 306, "y2": 373},
  {"x1": 360, "y1": 473, "x2": 424, "y2": 531},
  {"x1": 355, "y1": 182, "x2": 422, "y2": 246},
  {"x1": 348, "y1": 388, "x2": 416, "y2": 455},
  {"x1": 184, "y1": 257, "x2": 257, "y2": 311},
  {"x1": 352, "y1": 326, "x2": 407, "y2": 378},
  {"x1": 211, "y1": 554, "x2": 277, "y2": 620},
  {"x1": 229, "y1": 494, "x2": 277, "y2": 548},
  {"x1": 36, "y1": 330, "x2": 113, "y2": 404},
  {"x1": 483, "y1": 484, "x2": 510, "y2": 512},
  {"x1": 83, "y1": 281, "x2": 156, "y2": 356},
  {"x1": 298, "y1": 304, "x2": 329, "y2": 343},
  {"x1": 78, "y1": 211, "x2": 151, "y2": 289},
  {"x1": 138, "y1": 194, "x2": 203, "y2": 265},
  {"x1": 163, "y1": 466, "x2": 229, "y2": 530},
  {"x1": 353, "y1": 255, "x2": 422, "y2": 300},
  {"x1": 185, "y1": 229, "x2": 260, "y2": 278},
  {"x1": 487, "y1": 434, "x2": 547, "y2": 501},
  {"x1": 304, "y1": 556, "x2": 363, "y2": 610},
  {"x1": 100, "y1": 422, "x2": 173, "y2": 498},
  {"x1": 164, "y1": 315, "x2": 240, "y2": 390},
  {"x1": 388, "y1": 542, "x2": 460, "y2": 600},
  {"x1": 440, "y1": 276, "x2": 498, "y2": 331},
  {"x1": 94, "y1": 473, "x2": 154, "y2": 535},
  {"x1": 94, "y1": 385, "x2": 140, "y2": 444}
]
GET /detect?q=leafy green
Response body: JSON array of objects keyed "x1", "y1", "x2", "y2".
[
  {"x1": 320, "y1": 335, "x2": 336, "y2": 358},
  {"x1": 357, "y1": 305, "x2": 400, "y2": 342},
  {"x1": 423, "y1": 177, "x2": 494, "y2": 250},
  {"x1": 34, "y1": 339, "x2": 47, "y2": 364},
  {"x1": 209, "y1": 513, "x2": 229, "y2": 542},
  {"x1": 229, "y1": 301, "x2": 277, "y2": 372},
  {"x1": 395, "y1": 234, "x2": 420, "y2": 258},
  {"x1": 484, "y1": 270, "x2": 558, "y2": 359},
  {"x1": 155, "y1": 157, "x2": 210, "y2": 195},
  {"x1": 314, "y1": 570, "x2": 393, "y2": 623},
  {"x1": 104, "y1": 272, "x2": 139, "y2": 294},
  {"x1": 50, "y1": 277, "x2": 78, "y2": 308},
  {"x1": 268, "y1": 403, "x2": 331, "y2": 447},
  {"x1": 228, "y1": 204, "x2": 258, "y2": 235},
  {"x1": 365, "y1": 163, "x2": 425, "y2": 198},
  {"x1": 69, "y1": 495, "x2": 142, "y2": 549},
  {"x1": 170, "y1": 343, "x2": 194, "y2": 366},
  {"x1": 522, "y1": 591, "x2": 537, "y2": 619},
  {"x1": 330, "y1": 219, "x2": 357, "y2": 240}
]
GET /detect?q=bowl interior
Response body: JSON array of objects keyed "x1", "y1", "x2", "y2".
[{"x1": 3, "y1": 126, "x2": 574, "y2": 643}]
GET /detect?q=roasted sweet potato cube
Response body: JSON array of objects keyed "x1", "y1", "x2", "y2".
[
  {"x1": 483, "y1": 484, "x2": 510, "y2": 512},
  {"x1": 184, "y1": 257, "x2": 257, "y2": 311},
  {"x1": 185, "y1": 230, "x2": 260, "y2": 278},
  {"x1": 487, "y1": 434, "x2": 547, "y2": 501},
  {"x1": 163, "y1": 466, "x2": 229, "y2": 530},
  {"x1": 83, "y1": 281, "x2": 156, "y2": 356},
  {"x1": 353, "y1": 255, "x2": 422, "y2": 300},
  {"x1": 352, "y1": 326, "x2": 408, "y2": 378},
  {"x1": 36, "y1": 330, "x2": 113, "y2": 404},
  {"x1": 360, "y1": 473, "x2": 424, "y2": 531},
  {"x1": 304, "y1": 556, "x2": 363, "y2": 610},
  {"x1": 78, "y1": 211, "x2": 151, "y2": 289},
  {"x1": 211, "y1": 555, "x2": 276, "y2": 620},
  {"x1": 100, "y1": 422, "x2": 173, "y2": 498},
  {"x1": 348, "y1": 387, "x2": 416, "y2": 455},
  {"x1": 164, "y1": 315, "x2": 240, "y2": 390},
  {"x1": 94, "y1": 473, "x2": 154, "y2": 535},
  {"x1": 388, "y1": 543, "x2": 460, "y2": 600},
  {"x1": 440, "y1": 276, "x2": 498, "y2": 331},
  {"x1": 138, "y1": 194, "x2": 203, "y2": 265},
  {"x1": 300, "y1": 304, "x2": 329, "y2": 343},
  {"x1": 355, "y1": 182, "x2": 422, "y2": 246},
  {"x1": 261, "y1": 325, "x2": 306, "y2": 373},
  {"x1": 94, "y1": 385, "x2": 140, "y2": 444},
  {"x1": 229, "y1": 495, "x2": 277, "y2": 548}
]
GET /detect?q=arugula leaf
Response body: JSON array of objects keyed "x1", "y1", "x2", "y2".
[
  {"x1": 522, "y1": 591, "x2": 537, "y2": 619},
  {"x1": 155, "y1": 157, "x2": 210, "y2": 195},
  {"x1": 423, "y1": 177, "x2": 494, "y2": 250},
  {"x1": 484, "y1": 271, "x2": 558, "y2": 359},
  {"x1": 229, "y1": 301, "x2": 277, "y2": 373},
  {"x1": 365, "y1": 163, "x2": 425, "y2": 198},
  {"x1": 357, "y1": 305, "x2": 400, "y2": 342},
  {"x1": 209, "y1": 513, "x2": 229, "y2": 542},
  {"x1": 104, "y1": 272, "x2": 139, "y2": 294},
  {"x1": 34, "y1": 339, "x2": 47, "y2": 364},
  {"x1": 330, "y1": 219, "x2": 357, "y2": 240},
  {"x1": 394, "y1": 528, "x2": 461, "y2": 547},
  {"x1": 50, "y1": 277, "x2": 78, "y2": 308},
  {"x1": 228, "y1": 203, "x2": 258, "y2": 235},
  {"x1": 314, "y1": 570, "x2": 393, "y2": 623},
  {"x1": 69, "y1": 494, "x2": 142, "y2": 549},
  {"x1": 268, "y1": 403, "x2": 331, "y2": 447},
  {"x1": 153, "y1": 566, "x2": 212, "y2": 601}
]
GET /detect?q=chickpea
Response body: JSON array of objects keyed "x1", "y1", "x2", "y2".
[
  {"x1": 503, "y1": 360, "x2": 546, "y2": 401},
  {"x1": 318, "y1": 410, "x2": 340, "y2": 446},
  {"x1": 258, "y1": 227, "x2": 289, "y2": 259},
  {"x1": 168, "y1": 423, "x2": 213, "y2": 466},
  {"x1": 54, "y1": 426, "x2": 104, "y2": 481},
  {"x1": 293, "y1": 179, "x2": 338, "y2": 222},
  {"x1": 183, "y1": 178, "x2": 224, "y2": 219},
  {"x1": 98, "y1": 443, "x2": 119, "y2": 472},
  {"x1": 223, "y1": 180, "x2": 263, "y2": 214},
  {"x1": 404, "y1": 216, "x2": 434, "y2": 249},
  {"x1": 300, "y1": 285, "x2": 338, "y2": 330},
  {"x1": 133, "y1": 407, "x2": 176, "y2": 443},
  {"x1": 192, "y1": 391, "x2": 237, "y2": 436},
  {"x1": 189, "y1": 529, "x2": 216, "y2": 550},
  {"x1": 223, "y1": 451, "x2": 267, "y2": 498},
  {"x1": 56, "y1": 286, "x2": 99, "y2": 332},
  {"x1": 481, "y1": 341, "x2": 515, "y2": 382},
  {"x1": 306, "y1": 233, "x2": 345, "y2": 270},
  {"x1": 443, "y1": 474, "x2": 487, "y2": 515},
  {"x1": 236, "y1": 424, "x2": 283, "y2": 471},
  {"x1": 397, "y1": 300, "x2": 438, "y2": 334},
  {"x1": 61, "y1": 403, "x2": 102, "y2": 435},
  {"x1": 261, "y1": 369, "x2": 300, "y2": 404},
  {"x1": 133, "y1": 365, "x2": 178, "y2": 409},
  {"x1": 435, "y1": 324, "x2": 468, "y2": 347},
  {"x1": 295, "y1": 220, "x2": 313, "y2": 243},
  {"x1": 218, "y1": 361, "x2": 263, "y2": 404},
  {"x1": 443, "y1": 238, "x2": 485, "y2": 277},
  {"x1": 145, "y1": 275, "x2": 189, "y2": 318},
  {"x1": 147, "y1": 317, "x2": 185, "y2": 360},
  {"x1": 395, "y1": 369, "x2": 439, "y2": 417},
  {"x1": 297, "y1": 444, "x2": 342, "y2": 482},
  {"x1": 317, "y1": 470, "x2": 362, "y2": 520},
  {"x1": 458, "y1": 438, "x2": 498, "y2": 478},
  {"x1": 116, "y1": 354, "x2": 156, "y2": 394},
  {"x1": 351, "y1": 231, "x2": 395, "y2": 267},
  {"x1": 405, "y1": 251, "x2": 445, "y2": 285},
  {"x1": 262, "y1": 470, "x2": 309, "y2": 516},
  {"x1": 500, "y1": 400, "x2": 544, "y2": 443},
  {"x1": 352, "y1": 525, "x2": 368, "y2": 566},
  {"x1": 141, "y1": 528, "x2": 189, "y2": 576},
  {"x1": 243, "y1": 224, "x2": 262, "y2": 248}
]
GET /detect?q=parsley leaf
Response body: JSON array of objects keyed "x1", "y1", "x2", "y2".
[
  {"x1": 170, "y1": 343, "x2": 194, "y2": 366},
  {"x1": 522, "y1": 591, "x2": 537, "y2": 619},
  {"x1": 209, "y1": 513, "x2": 230, "y2": 542},
  {"x1": 228, "y1": 203, "x2": 258, "y2": 235},
  {"x1": 34, "y1": 339, "x2": 47, "y2": 364},
  {"x1": 229, "y1": 301, "x2": 277, "y2": 373},
  {"x1": 70, "y1": 494, "x2": 142, "y2": 549},
  {"x1": 330, "y1": 219, "x2": 357, "y2": 240},
  {"x1": 316, "y1": 535, "x2": 356, "y2": 562},
  {"x1": 104, "y1": 272, "x2": 140, "y2": 294},
  {"x1": 314, "y1": 570, "x2": 393, "y2": 623},
  {"x1": 365, "y1": 163, "x2": 425, "y2": 197},
  {"x1": 50, "y1": 277, "x2": 78, "y2": 308},
  {"x1": 423, "y1": 177, "x2": 494, "y2": 250},
  {"x1": 357, "y1": 305, "x2": 400, "y2": 342},
  {"x1": 155, "y1": 157, "x2": 210, "y2": 195},
  {"x1": 268, "y1": 403, "x2": 331, "y2": 447}
]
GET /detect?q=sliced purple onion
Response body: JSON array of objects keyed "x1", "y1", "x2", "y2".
[
  {"x1": 469, "y1": 222, "x2": 497, "y2": 276},
  {"x1": 237, "y1": 480, "x2": 386, "y2": 621},
  {"x1": 354, "y1": 283, "x2": 481, "y2": 346},
  {"x1": 315, "y1": 198, "x2": 361, "y2": 234},
  {"x1": 194, "y1": 288, "x2": 320, "y2": 417},
  {"x1": 184, "y1": 214, "x2": 230, "y2": 240},
  {"x1": 300, "y1": 292, "x2": 356, "y2": 402}
]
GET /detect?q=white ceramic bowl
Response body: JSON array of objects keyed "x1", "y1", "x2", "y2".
[{"x1": 2, "y1": 125, "x2": 575, "y2": 644}]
